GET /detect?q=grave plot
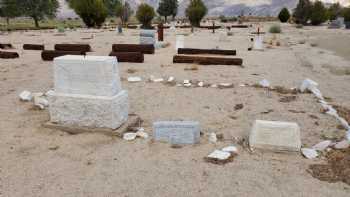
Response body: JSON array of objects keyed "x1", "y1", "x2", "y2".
[
  {"x1": 23, "y1": 44, "x2": 45, "y2": 50},
  {"x1": 0, "y1": 51, "x2": 19, "y2": 59},
  {"x1": 0, "y1": 43, "x2": 13, "y2": 49},
  {"x1": 109, "y1": 52, "x2": 144, "y2": 63},
  {"x1": 173, "y1": 55, "x2": 243, "y2": 66},
  {"x1": 41, "y1": 50, "x2": 86, "y2": 61},
  {"x1": 178, "y1": 48, "x2": 236, "y2": 56},
  {"x1": 54, "y1": 44, "x2": 91, "y2": 53},
  {"x1": 112, "y1": 44, "x2": 155, "y2": 54}
]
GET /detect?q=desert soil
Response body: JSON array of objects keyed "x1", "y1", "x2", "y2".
[{"x1": 1, "y1": 23, "x2": 350, "y2": 197}]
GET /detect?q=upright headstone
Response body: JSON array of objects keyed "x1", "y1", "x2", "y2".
[
  {"x1": 176, "y1": 35, "x2": 185, "y2": 51},
  {"x1": 153, "y1": 121, "x2": 200, "y2": 144},
  {"x1": 117, "y1": 24, "x2": 123, "y2": 34},
  {"x1": 140, "y1": 29, "x2": 156, "y2": 45},
  {"x1": 48, "y1": 55, "x2": 129, "y2": 129}
]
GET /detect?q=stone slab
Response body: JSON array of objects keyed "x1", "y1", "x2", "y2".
[
  {"x1": 249, "y1": 120, "x2": 301, "y2": 152},
  {"x1": 140, "y1": 36, "x2": 155, "y2": 45},
  {"x1": 53, "y1": 55, "x2": 121, "y2": 96},
  {"x1": 43, "y1": 114, "x2": 141, "y2": 137},
  {"x1": 140, "y1": 30, "x2": 156, "y2": 37},
  {"x1": 48, "y1": 90, "x2": 128, "y2": 129},
  {"x1": 153, "y1": 121, "x2": 200, "y2": 144}
]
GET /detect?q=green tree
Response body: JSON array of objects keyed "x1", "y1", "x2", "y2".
[
  {"x1": 157, "y1": 0, "x2": 178, "y2": 22},
  {"x1": 278, "y1": 7, "x2": 290, "y2": 23},
  {"x1": 185, "y1": 0, "x2": 207, "y2": 27},
  {"x1": 310, "y1": 0, "x2": 327, "y2": 25},
  {"x1": 104, "y1": 0, "x2": 120, "y2": 16},
  {"x1": 293, "y1": 0, "x2": 312, "y2": 25},
  {"x1": 327, "y1": 3, "x2": 342, "y2": 21},
  {"x1": 68, "y1": 0, "x2": 108, "y2": 28},
  {"x1": 136, "y1": 3, "x2": 155, "y2": 29},
  {"x1": 342, "y1": 8, "x2": 350, "y2": 22},
  {"x1": 0, "y1": 0, "x2": 21, "y2": 26},
  {"x1": 20, "y1": 0, "x2": 59, "y2": 28},
  {"x1": 115, "y1": 1, "x2": 133, "y2": 25}
]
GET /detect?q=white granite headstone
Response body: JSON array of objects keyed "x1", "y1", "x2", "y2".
[
  {"x1": 176, "y1": 35, "x2": 185, "y2": 51},
  {"x1": 253, "y1": 35, "x2": 264, "y2": 50},
  {"x1": 48, "y1": 55, "x2": 128, "y2": 129}
]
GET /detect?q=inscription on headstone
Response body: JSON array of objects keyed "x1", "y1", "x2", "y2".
[{"x1": 153, "y1": 121, "x2": 200, "y2": 144}]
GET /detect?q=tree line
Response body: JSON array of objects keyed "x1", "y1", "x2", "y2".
[
  {"x1": 278, "y1": 0, "x2": 350, "y2": 25},
  {"x1": 0, "y1": 0, "x2": 210, "y2": 29}
]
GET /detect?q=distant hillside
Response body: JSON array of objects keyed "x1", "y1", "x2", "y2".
[{"x1": 57, "y1": 0, "x2": 349, "y2": 19}]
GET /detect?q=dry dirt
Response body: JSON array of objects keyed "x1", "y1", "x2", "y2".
[{"x1": 1, "y1": 23, "x2": 350, "y2": 196}]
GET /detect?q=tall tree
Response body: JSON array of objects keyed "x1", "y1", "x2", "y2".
[
  {"x1": 68, "y1": 0, "x2": 108, "y2": 28},
  {"x1": 185, "y1": 0, "x2": 207, "y2": 27},
  {"x1": 20, "y1": 0, "x2": 59, "y2": 28},
  {"x1": 310, "y1": 0, "x2": 327, "y2": 25},
  {"x1": 115, "y1": 1, "x2": 133, "y2": 25},
  {"x1": 157, "y1": 0, "x2": 178, "y2": 22},
  {"x1": 293, "y1": 0, "x2": 312, "y2": 25},
  {"x1": 136, "y1": 3, "x2": 155, "y2": 29},
  {"x1": 0, "y1": 0, "x2": 21, "y2": 25},
  {"x1": 104, "y1": 0, "x2": 120, "y2": 16},
  {"x1": 278, "y1": 7, "x2": 290, "y2": 23},
  {"x1": 328, "y1": 3, "x2": 342, "y2": 21}
]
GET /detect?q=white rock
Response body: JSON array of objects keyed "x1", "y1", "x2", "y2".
[
  {"x1": 123, "y1": 132, "x2": 137, "y2": 141},
  {"x1": 32, "y1": 92, "x2": 44, "y2": 97},
  {"x1": 136, "y1": 128, "x2": 149, "y2": 139},
  {"x1": 301, "y1": 148, "x2": 318, "y2": 159},
  {"x1": 300, "y1": 79, "x2": 318, "y2": 93},
  {"x1": 259, "y1": 79, "x2": 270, "y2": 88},
  {"x1": 184, "y1": 83, "x2": 191, "y2": 87},
  {"x1": 19, "y1": 91, "x2": 32, "y2": 101},
  {"x1": 209, "y1": 133, "x2": 217, "y2": 143},
  {"x1": 222, "y1": 146, "x2": 238, "y2": 154},
  {"x1": 34, "y1": 96, "x2": 49, "y2": 110},
  {"x1": 153, "y1": 78, "x2": 164, "y2": 83},
  {"x1": 312, "y1": 140, "x2": 332, "y2": 151},
  {"x1": 167, "y1": 76, "x2": 175, "y2": 82},
  {"x1": 210, "y1": 84, "x2": 218, "y2": 88},
  {"x1": 183, "y1": 80, "x2": 190, "y2": 84},
  {"x1": 334, "y1": 140, "x2": 350, "y2": 149},
  {"x1": 207, "y1": 150, "x2": 231, "y2": 160},
  {"x1": 128, "y1": 77, "x2": 142, "y2": 82},
  {"x1": 45, "y1": 90, "x2": 54, "y2": 96},
  {"x1": 198, "y1": 82, "x2": 204, "y2": 87}
]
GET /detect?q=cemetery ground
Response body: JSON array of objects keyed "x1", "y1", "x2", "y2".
[{"x1": 1, "y1": 23, "x2": 350, "y2": 196}]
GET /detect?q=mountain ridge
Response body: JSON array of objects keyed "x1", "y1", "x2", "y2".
[{"x1": 57, "y1": 0, "x2": 349, "y2": 19}]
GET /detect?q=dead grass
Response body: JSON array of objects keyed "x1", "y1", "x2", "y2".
[{"x1": 308, "y1": 148, "x2": 350, "y2": 185}]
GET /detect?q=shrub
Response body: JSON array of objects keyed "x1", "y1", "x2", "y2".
[
  {"x1": 278, "y1": 8, "x2": 290, "y2": 23},
  {"x1": 310, "y1": 1, "x2": 327, "y2": 26},
  {"x1": 185, "y1": 0, "x2": 207, "y2": 27},
  {"x1": 269, "y1": 24, "x2": 282, "y2": 33},
  {"x1": 293, "y1": 0, "x2": 312, "y2": 25},
  {"x1": 343, "y1": 8, "x2": 350, "y2": 22},
  {"x1": 68, "y1": 0, "x2": 108, "y2": 28},
  {"x1": 136, "y1": 3, "x2": 155, "y2": 29}
]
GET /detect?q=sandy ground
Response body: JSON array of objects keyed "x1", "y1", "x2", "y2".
[{"x1": 1, "y1": 23, "x2": 350, "y2": 197}]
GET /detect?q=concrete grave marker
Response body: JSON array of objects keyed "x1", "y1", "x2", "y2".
[
  {"x1": 176, "y1": 35, "x2": 185, "y2": 51},
  {"x1": 249, "y1": 120, "x2": 301, "y2": 152},
  {"x1": 48, "y1": 55, "x2": 128, "y2": 129},
  {"x1": 140, "y1": 30, "x2": 156, "y2": 45},
  {"x1": 153, "y1": 121, "x2": 200, "y2": 144}
]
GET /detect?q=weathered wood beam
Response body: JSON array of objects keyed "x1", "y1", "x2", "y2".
[
  {"x1": 41, "y1": 50, "x2": 86, "y2": 61},
  {"x1": 112, "y1": 44, "x2": 155, "y2": 54},
  {"x1": 173, "y1": 55, "x2": 243, "y2": 66},
  {"x1": 109, "y1": 52, "x2": 144, "y2": 63},
  {"x1": 178, "y1": 48, "x2": 236, "y2": 56}
]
